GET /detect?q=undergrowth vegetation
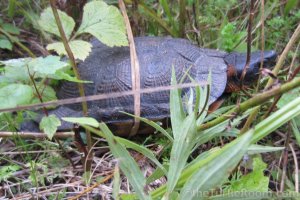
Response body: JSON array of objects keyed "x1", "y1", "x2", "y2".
[{"x1": 0, "y1": 0, "x2": 300, "y2": 199}]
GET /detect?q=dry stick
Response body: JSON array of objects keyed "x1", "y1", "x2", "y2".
[
  {"x1": 0, "y1": 131, "x2": 74, "y2": 139},
  {"x1": 289, "y1": 143, "x2": 299, "y2": 193},
  {"x1": 68, "y1": 172, "x2": 114, "y2": 200},
  {"x1": 179, "y1": 0, "x2": 186, "y2": 37},
  {"x1": 263, "y1": 43, "x2": 300, "y2": 119},
  {"x1": 119, "y1": 0, "x2": 141, "y2": 137},
  {"x1": 280, "y1": 125, "x2": 291, "y2": 193},
  {"x1": 1, "y1": 79, "x2": 300, "y2": 138},
  {"x1": 239, "y1": 0, "x2": 255, "y2": 85},
  {"x1": 49, "y1": 0, "x2": 93, "y2": 171},
  {"x1": 0, "y1": 82, "x2": 204, "y2": 113},
  {"x1": 240, "y1": 22, "x2": 300, "y2": 133},
  {"x1": 240, "y1": 0, "x2": 264, "y2": 133}
]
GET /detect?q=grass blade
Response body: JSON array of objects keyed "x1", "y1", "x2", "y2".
[
  {"x1": 252, "y1": 96, "x2": 300, "y2": 143},
  {"x1": 99, "y1": 123, "x2": 151, "y2": 200},
  {"x1": 179, "y1": 130, "x2": 253, "y2": 200},
  {"x1": 170, "y1": 66, "x2": 186, "y2": 138},
  {"x1": 166, "y1": 114, "x2": 197, "y2": 196}
]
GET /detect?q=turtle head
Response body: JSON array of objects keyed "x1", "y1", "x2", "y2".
[{"x1": 224, "y1": 50, "x2": 277, "y2": 88}]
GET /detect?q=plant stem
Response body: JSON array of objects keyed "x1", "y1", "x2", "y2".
[
  {"x1": 240, "y1": 22, "x2": 300, "y2": 133},
  {"x1": 178, "y1": 0, "x2": 186, "y2": 37},
  {"x1": 124, "y1": 0, "x2": 177, "y2": 37},
  {"x1": 49, "y1": 0, "x2": 93, "y2": 171},
  {"x1": 198, "y1": 76, "x2": 300, "y2": 131}
]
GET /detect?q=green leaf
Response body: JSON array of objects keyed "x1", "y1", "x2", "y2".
[
  {"x1": 0, "y1": 84, "x2": 33, "y2": 109},
  {"x1": 230, "y1": 156, "x2": 269, "y2": 192},
  {"x1": 0, "y1": 38, "x2": 13, "y2": 50},
  {"x1": 166, "y1": 114, "x2": 197, "y2": 195},
  {"x1": 179, "y1": 130, "x2": 253, "y2": 200},
  {"x1": 120, "y1": 111, "x2": 173, "y2": 142},
  {"x1": 2, "y1": 23, "x2": 20, "y2": 35},
  {"x1": 116, "y1": 137, "x2": 167, "y2": 174},
  {"x1": 277, "y1": 88, "x2": 300, "y2": 123},
  {"x1": 76, "y1": 1, "x2": 128, "y2": 47},
  {"x1": 1, "y1": 56, "x2": 71, "y2": 82},
  {"x1": 1, "y1": 58, "x2": 31, "y2": 82},
  {"x1": 38, "y1": 7, "x2": 75, "y2": 39},
  {"x1": 247, "y1": 144, "x2": 284, "y2": 155},
  {"x1": 291, "y1": 119, "x2": 300, "y2": 147},
  {"x1": 0, "y1": 165, "x2": 21, "y2": 181},
  {"x1": 170, "y1": 66, "x2": 185, "y2": 138},
  {"x1": 55, "y1": 70, "x2": 92, "y2": 83},
  {"x1": 252, "y1": 96, "x2": 300, "y2": 143},
  {"x1": 29, "y1": 55, "x2": 69, "y2": 77},
  {"x1": 46, "y1": 40, "x2": 92, "y2": 61},
  {"x1": 62, "y1": 117, "x2": 99, "y2": 128},
  {"x1": 99, "y1": 123, "x2": 151, "y2": 200},
  {"x1": 40, "y1": 115, "x2": 61, "y2": 140},
  {"x1": 284, "y1": 0, "x2": 298, "y2": 16}
]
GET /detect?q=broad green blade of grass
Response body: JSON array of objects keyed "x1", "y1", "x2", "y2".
[
  {"x1": 170, "y1": 67, "x2": 186, "y2": 138},
  {"x1": 150, "y1": 131, "x2": 252, "y2": 199},
  {"x1": 247, "y1": 144, "x2": 284, "y2": 155},
  {"x1": 194, "y1": 109, "x2": 252, "y2": 148},
  {"x1": 179, "y1": 130, "x2": 253, "y2": 200},
  {"x1": 99, "y1": 123, "x2": 151, "y2": 200},
  {"x1": 165, "y1": 114, "x2": 197, "y2": 198},
  {"x1": 146, "y1": 164, "x2": 169, "y2": 185},
  {"x1": 252, "y1": 96, "x2": 300, "y2": 143},
  {"x1": 196, "y1": 72, "x2": 211, "y2": 125}
]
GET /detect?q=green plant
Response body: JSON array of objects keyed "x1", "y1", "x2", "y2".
[{"x1": 0, "y1": 18, "x2": 20, "y2": 50}]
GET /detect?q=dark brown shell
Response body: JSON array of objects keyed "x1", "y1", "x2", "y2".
[{"x1": 56, "y1": 37, "x2": 228, "y2": 126}]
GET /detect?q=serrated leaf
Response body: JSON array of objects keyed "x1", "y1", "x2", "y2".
[
  {"x1": 1, "y1": 58, "x2": 31, "y2": 82},
  {"x1": 47, "y1": 40, "x2": 92, "y2": 61},
  {"x1": 62, "y1": 117, "x2": 99, "y2": 128},
  {"x1": 0, "y1": 38, "x2": 12, "y2": 50},
  {"x1": 1, "y1": 56, "x2": 70, "y2": 81},
  {"x1": 0, "y1": 84, "x2": 33, "y2": 109},
  {"x1": 38, "y1": 7, "x2": 75, "y2": 39},
  {"x1": 76, "y1": 1, "x2": 128, "y2": 47},
  {"x1": 29, "y1": 55, "x2": 69, "y2": 77},
  {"x1": 40, "y1": 115, "x2": 61, "y2": 139}
]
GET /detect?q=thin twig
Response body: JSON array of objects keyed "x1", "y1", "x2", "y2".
[
  {"x1": 68, "y1": 172, "x2": 114, "y2": 200},
  {"x1": 239, "y1": 0, "x2": 255, "y2": 85},
  {"x1": 49, "y1": 0, "x2": 93, "y2": 171},
  {"x1": 289, "y1": 143, "x2": 299, "y2": 192},
  {"x1": 0, "y1": 82, "x2": 205, "y2": 113},
  {"x1": 198, "y1": 76, "x2": 300, "y2": 131}
]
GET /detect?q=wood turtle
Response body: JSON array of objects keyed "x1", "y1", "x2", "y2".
[{"x1": 22, "y1": 37, "x2": 277, "y2": 135}]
